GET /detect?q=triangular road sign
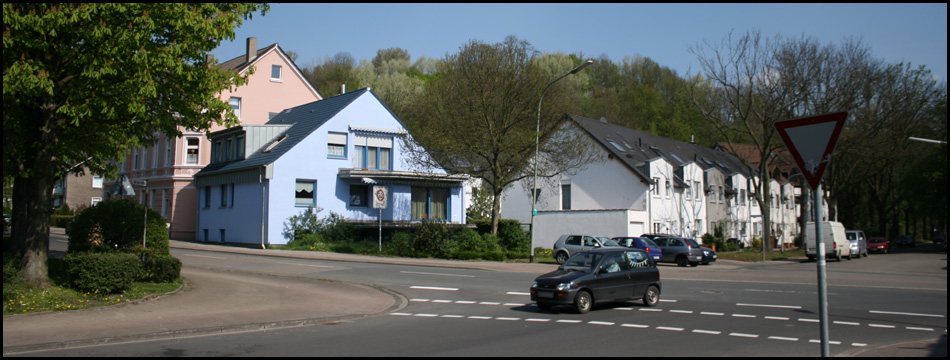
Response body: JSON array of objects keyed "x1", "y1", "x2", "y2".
[{"x1": 774, "y1": 112, "x2": 848, "y2": 190}]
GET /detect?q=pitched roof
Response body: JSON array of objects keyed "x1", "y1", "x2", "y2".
[
  {"x1": 197, "y1": 88, "x2": 372, "y2": 177},
  {"x1": 217, "y1": 43, "x2": 280, "y2": 73},
  {"x1": 568, "y1": 114, "x2": 751, "y2": 186}
]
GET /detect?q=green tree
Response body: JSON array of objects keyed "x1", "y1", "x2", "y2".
[
  {"x1": 399, "y1": 36, "x2": 598, "y2": 234},
  {"x1": 3, "y1": 3, "x2": 268, "y2": 287},
  {"x1": 301, "y1": 52, "x2": 360, "y2": 97}
]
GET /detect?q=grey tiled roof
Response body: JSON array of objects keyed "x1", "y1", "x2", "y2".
[
  {"x1": 568, "y1": 114, "x2": 751, "y2": 186},
  {"x1": 197, "y1": 88, "x2": 372, "y2": 177},
  {"x1": 216, "y1": 43, "x2": 280, "y2": 73}
]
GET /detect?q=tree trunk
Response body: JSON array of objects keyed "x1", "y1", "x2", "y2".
[
  {"x1": 490, "y1": 185, "x2": 503, "y2": 235},
  {"x1": 14, "y1": 173, "x2": 53, "y2": 288}
]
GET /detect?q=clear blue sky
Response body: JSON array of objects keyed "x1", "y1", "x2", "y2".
[{"x1": 211, "y1": 3, "x2": 947, "y2": 83}]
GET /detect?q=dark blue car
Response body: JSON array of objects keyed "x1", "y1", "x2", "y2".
[{"x1": 613, "y1": 237, "x2": 662, "y2": 262}]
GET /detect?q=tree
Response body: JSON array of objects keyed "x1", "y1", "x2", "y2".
[
  {"x1": 400, "y1": 36, "x2": 597, "y2": 234},
  {"x1": 301, "y1": 52, "x2": 360, "y2": 98},
  {"x1": 3, "y1": 3, "x2": 268, "y2": 287}
]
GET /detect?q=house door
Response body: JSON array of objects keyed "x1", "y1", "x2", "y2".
[{"x1": 628, "y1": 221, "x2": 645, "y2": 237}]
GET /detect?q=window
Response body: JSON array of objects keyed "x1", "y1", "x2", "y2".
[
  {"x1": 411, "y1": 186, "x2": 448, "y2": 220},
  {"x1": 271, "y1": 65, "x2": 282, "y2": 80},
  {"x1": 219, "y1": 229, "x2": 226, "y2": 243},
  {"x1": 203, "y1": 229, "x2": 209, "y2": 242},
  {"x1": 152, "y1": 144, "x2": 159, "y2": 168},
  {"x1": 166, "y1": 139, "x2": 173, "y2": 166},
  {"x1": 328, "y1": 132, "x2": 347, "y2": 158},
  {"x1": 694, "y1": 181, "x2": 702, "y2": 200},
  {"x1": 220, "y1": 184, "x2": 228, "y2": 207},
  {"x1": 133, "y1": 148, "x2": 140, "y2": 169},
  {"x1": 295, "y1": 180, "x2": 316, "y2": 206},
  {"x1": 235, "y1": 136, "x2": 245, "y2": 160},
  {"x1": 719, "y1": 186, "x2": 724, "y2": 203},
  {"x1": 709, "y1": 186, "x2": 717, "y2": 203},
  {"x1": 186, "y1": 138, "x2": 200, "y2": 164},
  {"x1": 652, "y1": 178, "x2": 661, "y2": 196},
  {"x1": 162, "y1": 190, "x2": 170, "y2": 217},
  {"x1": 92, "y1": 176, "x2": 103, "y2": 189},
  {"x1": 230, "y1": 183, "x2": 235, "y2": 207},
  {"x1": 666, "y1": 180, "x2": 672, "y2": 197},
  {"x1": 349, "y1": 185, "x2": 368, "y2": 207},
  {"x1": 353, "y1": 135, "x2": 392, "y2": 170},
  {"x1": 561, "y1": 184, "x2": 571, "y2": 210},
  {"x1": 229, "y1": 97, "x2": 241, "y2": 120},
  {"x1": 91, "y1": 197, "x2": 102, "y2": 206},
  {"x1": 203, "y1": 186, "x2": 211, "y2": 208}
]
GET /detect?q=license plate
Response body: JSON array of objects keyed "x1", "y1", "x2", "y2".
[{"x1": 537, "y1": 291, "x2": 554, "y2": 299}]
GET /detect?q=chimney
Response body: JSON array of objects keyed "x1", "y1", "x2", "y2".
[
  {"x1": 246, "y1": 37, "x2": 258, "y2": 64},
  {"x1": 341, "y1": 84, "x2": 346, "y2": 94},
  {"x1": 600, "y1": 117, "x2": 608, "y2": 124},
  {"x1": 206, "y1": 54, "x2": 214, "y2": 67}
]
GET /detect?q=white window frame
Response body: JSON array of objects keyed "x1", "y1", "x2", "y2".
[
  {"x1": 186, "y1": 137, "x2": 200, "y2": 165},
  {"x1": 271, "y1": 65, "x2": 282, "y2": 81},
  {"x1": 92, "y1": 176, "x2": 103, "y2": 189},
  {"x1": 229, "y1": 97, "x2": 241, "y2": 121}
]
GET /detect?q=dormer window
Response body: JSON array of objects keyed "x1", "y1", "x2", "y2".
[{"x1": 353, "y1": 134, "x2": 392, "y2": 170}]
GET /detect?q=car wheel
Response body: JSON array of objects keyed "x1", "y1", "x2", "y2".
[
  {"x1": 689, "y1": 261, "x2": 699, "y2": 267},
  {"x1": 835, "y1": 251, "x2": 842, "y2": 262},
  {"x1": 555, "y1": 252, "x2": 569, "y2": 265},
  {"x1": 643, "y1": 285, "x2": 660, "y2": 307},
  {"x1": 676, "y1": 256, "x2": 688, "y2": 267},
  {"x1": 574, "y1": 291, "x2": 592, "y2": 314}
]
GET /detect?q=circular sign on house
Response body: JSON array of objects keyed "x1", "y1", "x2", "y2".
[{"x1": 373, "y1": 186, "x2": 388, "y2": 209}]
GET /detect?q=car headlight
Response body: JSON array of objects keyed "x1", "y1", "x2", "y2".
[
  {"x1": 531, "y1": 281, "x2": 538, "y2": 289},
  {"x1": 556, "y1": 282, "x2": 573, "y2": 291},
  {"x1": 703, "y1": 250, "x2": 710, "y2": 255}
]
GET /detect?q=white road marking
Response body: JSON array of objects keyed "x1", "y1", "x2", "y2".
[
  {"x1": 834, "y1": 321, "x2": 860, "y2": 326},
  {"x1": 868, "y1": 324, "x2": 896, "y2": 329},
  {"x1": 495, "y1": 317, "x2": 521, "y2": 321},
  {"x1": 907, "y1": 327, "x2": 934, "y2": 331},
  {"x1": 478, "y1": 302, "x2": 501, "y2": 305},
  {"x1": 670, "y1": 310, "x2": 693, "y2": 314},
  {"x1": 692, "y1": 329, "x2": 721, "y2": 335},
  {"x1": 639, "y1": 308, "x2": 663, "y2": 312},
  {"x1": 737, "y1": 303, "x2": 802, "y2": 309},
  {"x1": 389, "y1": 312, "x2": 412, "y2": 316},
  {"x1": 432, "y1": 299, "x2": 453, "y2": 303},
  {"x1": 657, "y1": 326, "x2": 684, "y2": 331},
  {"x1": 768, "y1": 336, "x2": 799, "y2": 342},
  {"x1": 503, "y1": 303, "x2": 526, "y2": 306},
  {"x1": 732, "y1": 314, "x2": 756, "y2": 318},
  {"x1": 414, "y1": 313, "x2": 438, "y2": 317},
  {"x1": 506, "y1": 291, "x2": 530, "y2": 296},
  {"x1": 467, "y1": 316, "x2": 492, "y2": 320},
  {"x1": 455, "y1": 300, "x2": 476, "y2": 304},
  {"x1": 556, "y1": 319, "x2": 583, "y2": 324},
  {"x1": 440, "y1": 315, "x2": 464, "y2": 318},
  {"x1": 700, "y1": 312, "x2": 725, "y2": 316},
  {"x1": 525, "y1": 318, "x2": 550, "y2": 322},
  {"x1": 621, "y1": 324, "x2": 649, "y2": 328},
  {"x1": 869, "y1": 310, "x2": 945, "y2": 318},
  {"x1": 401, "y1": 271, "x2": 474, "y2": 278},
  {"x1": 729, "y1": 332, "x2": 759, "y2": 338},
  {"x1": 798, "y1": 318, "x2": 820, "y2": 323},
  {"x1": 410, "y1": 286, "x2": 458, "y2": 291},
  {"x1": 852, "y1": 343, "x2": 868, "y2": 347},
  {"x1": 765, "y1": 316, "x2": 789, "y2": 321},
  {"x1": 809, "y1": 340, "x2": 842, "y2": 345}
]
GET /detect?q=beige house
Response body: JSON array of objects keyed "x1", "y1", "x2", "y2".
[{"x1": 104, "y1": 38, "x2": 322, "y2": 240}]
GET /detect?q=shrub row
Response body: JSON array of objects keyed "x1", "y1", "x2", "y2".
[
  {"x1": 63, "y1": 252, "x2": 181, "y2": 294},
  {"x1": 385, "y1": 220, "x2": 529, "y2": 260}
]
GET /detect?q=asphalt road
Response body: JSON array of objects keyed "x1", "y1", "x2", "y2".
[{"x1": 24, "y1": 233, "x2": 949, "y2": 357}]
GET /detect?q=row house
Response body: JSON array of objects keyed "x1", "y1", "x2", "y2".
[
  {"x1": 104, "y1": 37, "x2": 322, "y2": 240},
  {"x1": 500, "y1": 114, "x2": 807, "y2": 250}
]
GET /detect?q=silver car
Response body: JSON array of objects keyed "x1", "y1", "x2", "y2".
[
  {"x1": 552, "y1": 235, "x2": 620, "y2": 264},
  {"x1": 845, "y1": 230, "x2": 868, "y2": 258}
]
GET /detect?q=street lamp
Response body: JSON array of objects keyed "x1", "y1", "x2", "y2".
[{"x1": 530, "y1": 60, "x2": 593, "y2": 263}]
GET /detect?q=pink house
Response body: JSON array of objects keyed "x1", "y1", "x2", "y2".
[{"x1": 105, "y1": 38, "x2": 322, "y2": 240}]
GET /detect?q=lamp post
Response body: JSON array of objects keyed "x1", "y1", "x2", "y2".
[{"x1": 530, "y1": 60, "x2": 593, "y2": 263}]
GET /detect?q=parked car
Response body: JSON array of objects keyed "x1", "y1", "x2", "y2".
[
  {"x1": 651, "y1": 235, "x2": 703, "y2": 267},
  {"x1": 934, "y1": 234, "x2": 945, "y2": 244},
  {"x1": 845, "y1": 230, "x2": 868, "y2": 258},
  {"x1": 804, "y1": 221, "x2": 851, "y2": 262},
  {"x1": 612, "y1": 236, "x2": 662, "y2": 262},
  {"x1": 530, "y1": 248, "x2": 661, "y2": 313},
  {"x1": 700, "y1": 246, "x2": 717, "y2": 265},
  {"x1": 897, "y1": 234, "x2": 916, "y2": 248},
  {"x1": 552, "y1": 235, "x2": 620, "y2": 264},
  {"x1": 867, "y1": 237, "x2": 889, "y2": 254}
]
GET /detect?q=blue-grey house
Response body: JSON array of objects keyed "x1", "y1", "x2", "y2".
[{"x1": 194, "y1": 88, "x2": 467, "y2": 246}]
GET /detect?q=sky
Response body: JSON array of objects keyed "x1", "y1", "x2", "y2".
[{"x1": 211, "y1": 3, "x2": 948, "y2": 84}]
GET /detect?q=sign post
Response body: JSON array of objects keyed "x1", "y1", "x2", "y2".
[
  {"x1": 372, "y1": 186, "x2": 388, "y2": 254},
  {"x1": 774, "y1": 111, "x2": 847, "y2": 357}
]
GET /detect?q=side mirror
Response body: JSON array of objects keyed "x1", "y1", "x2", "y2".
[{"x1": 594, "y1": 243, "x2": 601, "y2": 248}]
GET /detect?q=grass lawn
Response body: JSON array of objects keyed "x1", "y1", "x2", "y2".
[
  {"x1": 3, "y1": 256, "x2": 182, "y2": 315},
  {"x1": 715, "y1": 248, "x2": 805, "y2": 262}
]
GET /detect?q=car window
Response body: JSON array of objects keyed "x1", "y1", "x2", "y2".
[
  {"x1": 685, "y1": 239, "x2": 700, "y2": 248},
  {"x1": 846, "y1": 232, "x2": 856, "y2": 240},
  {"x1": 566, "y1": 236, "x2": 581, "y2": 246},
  {"x1": 615, "y1": 238, "x2": 632, "y2": 247},
  {"x1": 600, "y1": 238, "x2": 620, "y2": 247},
  {"x1": 601, "y1": 254, "x2": 624, "y2": 273},
  {"x1": 562, "y1": 252, "x2": 603, "y2": 270},
  {"x1": 641, "y1": 238, "x2": 658, "y2": 247},
  {"x1": 583, "y1": 236, "x2": 597, "y2": 246},
  {"x1": 668, "y1": 239, "x2": 683, "y2": 247},
  {"x1": 625, "y1": 251, "x2": 651, "y2": 269},
  {"x1": 654, "y1": 238, "x2": 667, "y2": 246}
]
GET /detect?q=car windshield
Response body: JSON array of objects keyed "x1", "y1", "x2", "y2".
[
  {"x1": 869, "y1": 238, "x2": 884, "y2": 243},
  {"x1": 561, "y1": 252, "x2": 604, "y2": 271},
  {"x1": 640, "y1": 238, "x2": 658, "y2": 247},
  {"x1": 846, "y1": 233, "x2": 857, "y2": 240}
]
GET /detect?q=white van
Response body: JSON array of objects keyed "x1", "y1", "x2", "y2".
[{"x1": 804, "y1": 221, "x2": 851, "y2": 262}]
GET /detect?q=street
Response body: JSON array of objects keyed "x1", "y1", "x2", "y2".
[{"x1": 21, "y1": 233, "x2": 949, "y2": 356}]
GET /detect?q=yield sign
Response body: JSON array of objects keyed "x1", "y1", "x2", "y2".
[{"x1": 774, "y1": 112, "x2": 848, "y2": 190}]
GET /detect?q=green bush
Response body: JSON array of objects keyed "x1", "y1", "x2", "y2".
[
  {"x1": 67, "y1": 198, "x2": 169, "y2": 255},
  {"x1": 50, "y1": 215, "x2": 73, "y2": 228},
  {"x1": 387, "y1": 231, "x2": 420, "y2": 257},
  {"x1": 64, "y1": 252, "x2": 140, "y2": 294},
  {"x1": 132, "y1": 247, "x2": 181, "y2": 283},
  {"x1": 454, "y1": 228, "x2": 501, "y2": 253},
  {"x1": 413, "y1": 220, "x2": 456, "y2": 258}
]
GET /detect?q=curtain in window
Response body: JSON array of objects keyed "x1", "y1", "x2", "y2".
[
  {"x1": 430, "y1": 188, "x2": 448, "y2": 220},
  {"x1": 296, "y1": 181, "x2": 314, "y2": 205},
  {"x1": 411, "y1": 187, "x2": 427, "y2": 219}
]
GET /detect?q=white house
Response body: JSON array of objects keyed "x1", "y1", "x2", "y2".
[
  {"x1": 194, "y1": 88, "x2": 467, "y2": 246},
  {"x1": 501, "y1": 114, "x2": 757, "y2": 250}
]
